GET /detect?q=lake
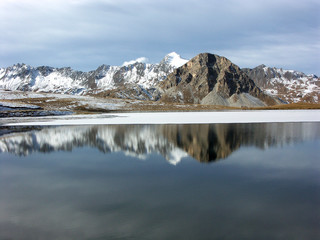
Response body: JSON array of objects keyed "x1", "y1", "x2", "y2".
[{"x1": 0, "y1": 123, "x2": 319, "y2": 240}]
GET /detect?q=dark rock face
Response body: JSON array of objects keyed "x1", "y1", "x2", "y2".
[{"x1": 159, "y1": 53, "x2": 280, "y2": 106}]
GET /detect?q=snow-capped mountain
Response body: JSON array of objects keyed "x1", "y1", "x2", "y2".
[
  {"x1": 242, "y1": 65, "x2": 320, "y2": 103},
  {"x1": 0, "y1": 64, "x2": 89, "y2": 95},
  {"x1": 161, "y1": 52, "x2": 188, "y2": 68},
  {"x1": 0, "y1": 52, "x2": 188, "y2": 100},
  {"x1": 1, "y1": 53, "x2": 319, "y2": 105}
]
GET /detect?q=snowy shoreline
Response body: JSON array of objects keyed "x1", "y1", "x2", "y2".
[{"x1": 1, "y1": 110, "x2": 320, "y2": 126}]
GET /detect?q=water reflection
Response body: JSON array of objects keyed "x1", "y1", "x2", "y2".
[
  {"x1": 0, "y1": 123, "x2": 319, "y2": 240},
  {"x1": 1, "y1": 123, "x2": 319, "y2": 164}
]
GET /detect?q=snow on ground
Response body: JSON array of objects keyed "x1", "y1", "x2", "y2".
[
  {"x1": 0, "y1": 89, "x2": 126, "y2": 111},
  {"x1": 2, "y1": 110, "x2": 320, "y2": 126},
  {"x1": 0, "y1": 89, "x2": 97, "y2": 100},
  {"x1": 0, "y1": 89, "x2": 78, "y2": 100}
]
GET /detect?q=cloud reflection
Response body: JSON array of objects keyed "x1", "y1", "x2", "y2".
[{"x1": 0, "y1": 123, "x2": 319, "y2": 239}]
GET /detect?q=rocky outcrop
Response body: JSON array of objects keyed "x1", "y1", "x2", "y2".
[
  {"x1": 242, "y1": 65, "x2": 320, "y2": 103},
  {"x1": 158, "y1": 53, "x2": 281, "y2": 107}
]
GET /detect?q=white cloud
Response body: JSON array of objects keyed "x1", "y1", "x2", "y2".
[{"x1": 122, "y1": 57, "x2": 149, "y2": 66}]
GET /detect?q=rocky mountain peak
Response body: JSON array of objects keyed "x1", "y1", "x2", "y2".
[
  {"x1": 184, "y1": 53, "x2": 242, "y2": 74},
  {"x1": 10, "y1": 63, "x2": 29, "y2": 69},
  {"x1": 159, "y1": 53, "x2": 281, "y2": 107},
  {"x1": 36, "y1": 66, "x2": 55, "y2": 76},
  {"x1": 256, "y1": 64, "x2": 266, "y2": 68}
]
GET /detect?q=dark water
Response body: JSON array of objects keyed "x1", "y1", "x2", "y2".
[{"x1": 0, "y1": 123, "x2": 319, "y2": 240}]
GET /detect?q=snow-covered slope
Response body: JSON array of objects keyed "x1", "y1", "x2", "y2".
[
  {"x1": 0, "y1": 53, "x2": 189, "y2": 100},
  {"x1": 243, "y1": 65, "x2": 320, "y2": 103},
  {"x1": 0, "y1": 64, "x2": 89, "y2": 94}
]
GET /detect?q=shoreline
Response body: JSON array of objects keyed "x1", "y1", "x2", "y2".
[{"x1": 2, "y1": 109, "x2": 320, "y2": 126}]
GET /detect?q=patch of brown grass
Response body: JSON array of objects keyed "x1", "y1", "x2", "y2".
[
  {"x1": 2, "y1": 93, "x2": 319, "y2": 117},
  {"x1": 250, "y1": 102, "x2": 320, "y2": 110},
  {"x1": 14, "y1": 97, "x2": 80, "y2": 110},
  {"x1": 73, "y1": 105, "x2": 113, "y2": 114},
  {"x1": 125, "y1": 102, "x2": 240, "y2": 112}
]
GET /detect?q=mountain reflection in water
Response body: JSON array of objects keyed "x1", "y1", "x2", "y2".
[{"x1": 1, "y1": 123, "x2": 319, "y2": 164}]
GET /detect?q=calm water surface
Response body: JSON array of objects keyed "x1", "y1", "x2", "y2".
[{"x1": 0, "y1": 123, "x2": 319, "y2": 240}]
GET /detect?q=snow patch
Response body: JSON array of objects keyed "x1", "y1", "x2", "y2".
[{"x1": 0, "y1": 101, "x2": 40, "y2": 109}]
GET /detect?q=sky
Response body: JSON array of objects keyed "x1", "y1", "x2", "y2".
[{"x1": 0, "y1": 0, "x2": 319, "y2": 74}]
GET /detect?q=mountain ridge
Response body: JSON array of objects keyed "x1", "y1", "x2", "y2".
[
  {"x1": 1, "y1": 52, "x2": 319, "y2": 106},
  {"x1": 242, "y1": 65, "x2": 320, "y2": 103},
  {"x1": 0, "y1": 52, "x2": 188, "y2": 100}
]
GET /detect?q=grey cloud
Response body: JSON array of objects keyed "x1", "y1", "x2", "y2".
[{"x1": 0, "y1": 0, "x2": 319, "y2": 74}]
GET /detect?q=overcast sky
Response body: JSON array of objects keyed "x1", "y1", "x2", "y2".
[{"x1": 0, "y1": 0, "x2": 319, "y2": 74}]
